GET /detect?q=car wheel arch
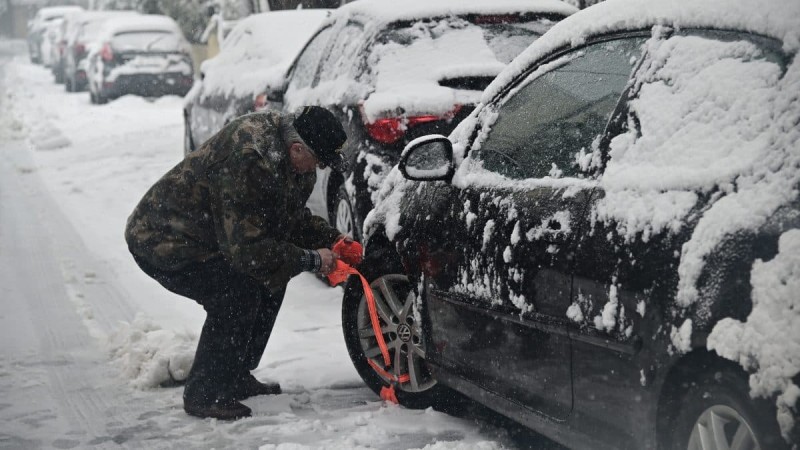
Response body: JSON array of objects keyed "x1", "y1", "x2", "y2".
[{"x1": 655, "y1": 348, "x2": 752, "y2": 448}]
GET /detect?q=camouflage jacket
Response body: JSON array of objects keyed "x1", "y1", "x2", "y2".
[{"x1": 125, "y1": 111, "x2": 340, "y2": 292}]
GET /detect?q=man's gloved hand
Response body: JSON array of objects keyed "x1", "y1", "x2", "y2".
[
  {"x1": 317, "y1": 248, "x2": 339, "y2": 275},
  {"x1": 333, "y1": 235, "x2": 363, "y2": 267},
  {"x1": 326, "y1": 260, "x2": 352, "y2": 287}
]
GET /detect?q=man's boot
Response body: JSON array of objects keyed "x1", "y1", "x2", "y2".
[
  {"x1": 184, "y1": 397, "x2": 252, "y2": 420},
  {"x1": 233, "y1": 373, "x2": 282, "y2": 400}
]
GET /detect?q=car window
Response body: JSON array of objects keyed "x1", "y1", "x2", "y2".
[
  {"x1": 605, "y1": 30, "x2": 786, "y2": 190},
  {"x1": 471, "y1": 37, "x2": 644, "y2": 180},
  {"x1": 286, "y1": 26, "x2": 334, "y2": 93},
  {"x1": 317, "y1": 22, "x2": 365, "y2": 83},
  {"x1": 112, "y1": 31, "x2": 181, "y2": 52},
  {"x1": 222, "y1": 25, "x2": 245, "y2": 50}
]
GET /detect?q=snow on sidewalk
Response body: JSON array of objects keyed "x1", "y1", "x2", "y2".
[{"x1": 0, "y1": 39, "x2": 517, "y2": 449}]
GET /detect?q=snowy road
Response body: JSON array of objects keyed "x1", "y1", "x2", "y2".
[{"x1": 0, "y1": 39, "x2": 559, "y2": 449}]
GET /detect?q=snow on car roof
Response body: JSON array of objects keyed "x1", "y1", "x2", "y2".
[
  {"x1": 37, "y1": 6, "x2": 84, "y2": 20},
  {"x1": 78, "y1": 10, "x2": 139, "y2": 24},
  {"x1": 485, "y1": 0, "x2": 800, "y2": 104},
  {"x1": 335, "y1": 0, "x2": 578, "y2": 24},
  {"x1": 199, "y1": 9, "x2": 331, "y2": 100}
]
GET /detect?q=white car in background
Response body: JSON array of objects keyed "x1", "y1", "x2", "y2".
[
  {"x1": 40, "y1": 17, "x2": 65, "y2": 68},
  {"x1": 27, "y1": 5, "x2": 84, "y2": 64},
  {"x1": 86, "y1": 14, "x2": 193, "y2": 104},
  {"x1": 63, "y1": 10, "x2": 140, "y2": 92},
  {"x1": 183, "y1": 9, "x2": 331, "y2": 153}
]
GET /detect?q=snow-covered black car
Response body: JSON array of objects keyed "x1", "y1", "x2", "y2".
[
  {"x1": 269, "y1": 0, "x2": 577, "y2": 239},
  {"x1": 183, "y1": 9, "x2": 331, "y2": 155},
  {"x1": 86, "y1": 15, "x2": 193, "y2": 104},
  {"x1": 347, "y1": 0, "x2": 800, "y2": 448}
]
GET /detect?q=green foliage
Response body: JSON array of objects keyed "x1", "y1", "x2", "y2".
[{"x1": 98, "y1": 0, "x2": 223, "y2": 43}]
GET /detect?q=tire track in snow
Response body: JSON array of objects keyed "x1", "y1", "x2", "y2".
[
  {"x1": 0, "y1": 57, "x2": 148, "y2": 448},
  {"x1": 0, "y1": 139, "x2": 123, "y2": 447}
]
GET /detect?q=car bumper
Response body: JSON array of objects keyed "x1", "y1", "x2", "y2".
[{"x1": 102, "y1": 73, "x2": 193, "y2": 98}]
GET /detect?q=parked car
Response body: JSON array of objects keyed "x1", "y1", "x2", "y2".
[
  {"x1": 27, "y1": 5, "x2": 83, "y2": 65},
  {"x1": 86, "y1": 15, "x2": 193, "y2": 104},
  {"x1": 50, "y1": 10, "x2": 86, "y2": 84},
  {"x1": 263, "y1": 0, "x2": 577, "y2": 239},
  {"x1": 64, "y1": 11, "x2": 139, "y2": 92},
  {"x1": 183, "y1": 9, "x2": 331, "y2": 155},
  {"x1": 348, "y1": 0, "x2": 800, "y2": 449},
  {"x1": 40, "y1": 17, "x2": 65, "y2": 68}
]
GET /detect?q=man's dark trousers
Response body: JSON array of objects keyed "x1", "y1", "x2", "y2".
[{"x1": 132, "y1": 255, "x2": 285, "y2": 404}]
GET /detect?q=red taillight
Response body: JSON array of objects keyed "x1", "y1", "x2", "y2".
[
  {"x1": 253, "y1": 93, "x2": 268, "y2": 111},
  {"x1": 362, "y1": 104, "x2": 462, "y2": 145},
  {"x1": 100, "y1": 43, "x2": 113, "y2": 62},
  {"x1": 365, "y1": 117, "x2": 405, "y2": 144}
]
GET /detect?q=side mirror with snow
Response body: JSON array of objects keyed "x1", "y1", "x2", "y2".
[{"x1": 399, "y1": 135, "x2": 455, "y2": 182}]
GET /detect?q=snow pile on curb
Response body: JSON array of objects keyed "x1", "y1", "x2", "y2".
[
  {"x1": 108, "y1": 313, "x2": 197, "y2": 389},
  {"x1": 708, "y1": 229, "x2": 800, "y2": 439}
]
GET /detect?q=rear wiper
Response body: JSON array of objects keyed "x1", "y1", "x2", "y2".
[{"x1": 145, "y1": 34, "x2": 167, "y2": 51}]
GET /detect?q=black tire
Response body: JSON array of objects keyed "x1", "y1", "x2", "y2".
[
  {"x1": 96, "y1": 91, "x2": 108, "y2": 105},
  {"x1": 342, "y1": 242, "x2": 450, "y2": 409},
  {"x1": 664, "y1": 366, "x2": 787, "y2": 450},
  {"x1": 65, "y1": 76, "x2": 73, "y2": 92},
  {"x1": 331, "y1": 185, "x2": 361, "y2": 241}
]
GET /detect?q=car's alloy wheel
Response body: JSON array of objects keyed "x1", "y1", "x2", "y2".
[
  {"x1": 334, "y1": 185, "x2": 359, "y2": 240},
  {"x1": 342, "y1": 243, "x2": 450, "y2": 410},
  {"x1": 356, "y1": 274, "x2": 436, "y2": 394},
  {"x1": 687, "y1": 404, "x2": 760, "y2": 450},
  {"x1": 666, "y1": 366, "x2": 786, "y2": 450}
]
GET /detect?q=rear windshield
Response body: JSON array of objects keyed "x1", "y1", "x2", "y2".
[
  {"x1": 80, "y1": 20, "x2": 109, "y2": 42},
  {"x1": 111, "y1": 30, "x2": 181, "y2": 52},
  {"x1": 377, "y1": 14, "x2": 561, "y2": 65}
]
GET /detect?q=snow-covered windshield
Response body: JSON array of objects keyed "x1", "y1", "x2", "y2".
[
  {"x1": 354, "y1": 14, "x2": 561, "y2": 121},
  {"x1": 112, "y1": 31, "x2": 181, "y2": 53},
  {"x1": 377, "y1": 14, "x2": 559, "y2": 66}
]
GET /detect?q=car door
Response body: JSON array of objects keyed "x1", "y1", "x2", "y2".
[
  {"x1": 191, "y1": 25, "x2": 248, "y2": 146},
  {"x1": 282, "y1": 24, "x2": 337, "y2": 111},
  {"x1": 420, "y1": 36, "x2": 646, "y2": 421},
  {"x1": 284, "y1": 20, "x2": 367, "y2": 222},
  {"x1": 567, "y1": 29, "x2": 788, "y2": 446}
]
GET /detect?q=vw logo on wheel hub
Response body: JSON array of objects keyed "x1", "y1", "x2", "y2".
[{"x1": 397, "y1": 324, "x2": 412, "y2": 343}]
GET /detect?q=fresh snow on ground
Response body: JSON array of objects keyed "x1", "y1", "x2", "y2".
[{"x1": 0, "y1": 40, "x2": 551, "y2": 449}]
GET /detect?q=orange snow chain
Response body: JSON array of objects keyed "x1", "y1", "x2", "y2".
[{"x1": 327, "y1": 260, "x2": 409, "y2": 403}]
